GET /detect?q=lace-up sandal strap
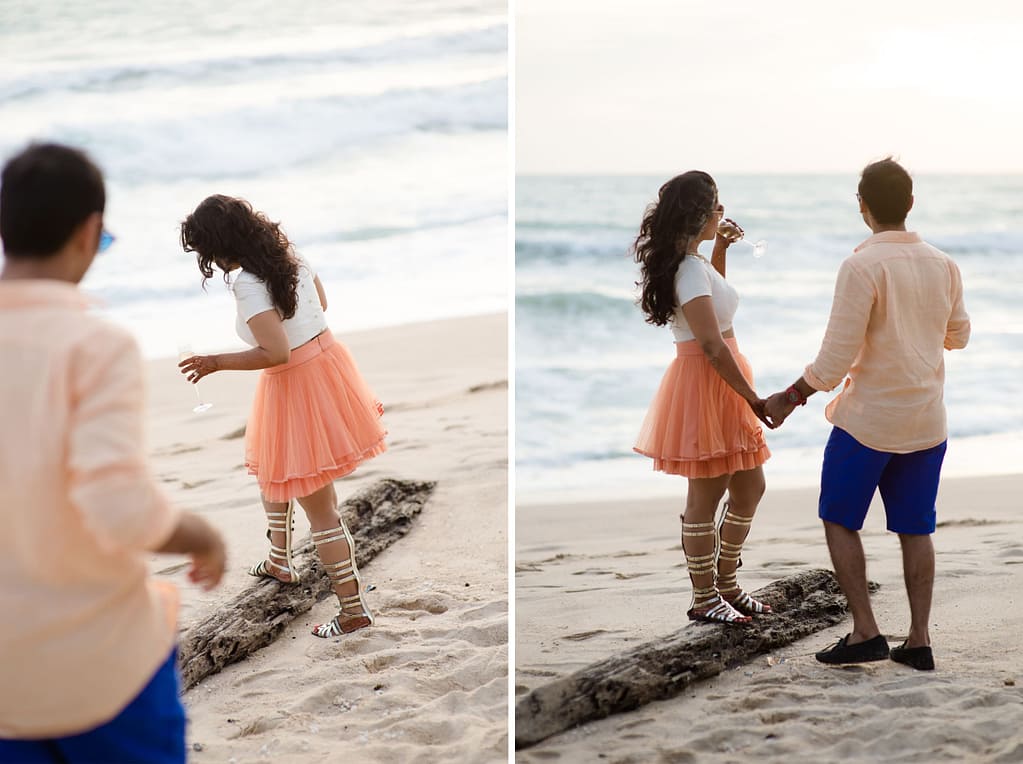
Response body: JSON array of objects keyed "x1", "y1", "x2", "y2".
[
  {"x1": 684, "y1": 551, "x2": 717, "y2": 576},
  {"x1": 249, "y1": 501, "x2": 299, "y2": 583},
  {"x1": 718, "y1": 539, "x2": 743, "y2": 564},
  {"x1": 682, "y1": 521, "x2": 717, "y2": 537},
  {"x1": 248, "y1": 557, "x2": 299, "y2": 583},
  {"x1": 727, "y1": 589, "x2": 773, "y2": 615},
  {"x1": 311, "y1": 617, "x2": 342, "y2": 638},
  {"x1": 266, "y1": 511, "x2": 290, "y2": 533},
  {"x1": 312, "y1": 593, "x2": 374, "y2": 639},
  {"x1": 339, "y1": 592, "x2": 370, "y2": 616},
  {"x1": 719, "y1": 508, "x2": 751, "y2": 570},
  {"x1": 717, "y1": 539, "x2": 743, "y2": 592},
  {"x1": 268, "y1": 541, "x2": 290, "y2": 563},
  {"x1": 311, "y1": 526, "x2": 348, "y2": 546},
  {"x1": 691, "y1": 585, "x2": 719, "y2": 609},
  {"x1": 722, "y1": 509, "x2": 753, "y2": 527},
  {"x1": 700, "y1": 598, "x2": 751, "y2": 623},
  {"x1": 688, "y1": 595, "x2": 750, "y2": 624},
  {"x1": 322, "y1": 558, "x2": 359, "y2": 587}
]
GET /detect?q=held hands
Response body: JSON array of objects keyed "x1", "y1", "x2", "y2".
[
  {"x1": 747, "y1": 390, "x2": 801, "y2": 430},
  {"x1": 748, "y1": 397, "x2": 778, "y2": 429},
  {"x1": 764, "y1": 391, "x2": 798, "y2": 428},
  {"x1": 179, "y1": 354, "x2": 220, "y2": 383}
]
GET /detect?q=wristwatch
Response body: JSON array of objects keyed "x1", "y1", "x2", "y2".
[{"x1": 784, "y1": 385, "x2": 807, "y2": 406}]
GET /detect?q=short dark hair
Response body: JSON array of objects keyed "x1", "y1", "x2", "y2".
[
  {"x1": 858, "y1": 157, "x2": 912, "y2": 225},
  {"x1": 0, "y1": 143, "x2": 106, "y2": 259}
]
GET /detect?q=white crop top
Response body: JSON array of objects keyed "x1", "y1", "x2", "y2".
[
  {"x1": 670, "y1": 254, "x2": 739, "y2": 342},
  {"x1": 231, "y1": 256, "x2": 328, "y2": 349}
]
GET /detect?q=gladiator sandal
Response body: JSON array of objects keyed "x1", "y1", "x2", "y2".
[
  {"x1": 683, "y1": 520, "x2": 750, "y2": 625},
  {"x1": 310, "y1": 517, "x2": 373, "y2": 638},
  {"x1": 718, "y1": 506, "x2": 772, "y2": 616},
  {"x1": 248, "y1": 500, "x2": 300, "y2": 584}
]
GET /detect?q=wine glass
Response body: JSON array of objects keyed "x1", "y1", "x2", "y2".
[
  {"x1": 177, "y1": 344, "x2": 213, "y2": 413},
  {"x1": 718, "y1": 218, "x2": 768, "y2": 258}
]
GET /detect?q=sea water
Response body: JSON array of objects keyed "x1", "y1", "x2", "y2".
[
  {"x1": 517, "y1": 174, "x2": 1023, "y2": 501},
  {"x1": 0, "y1": 0, "x2": 507, "y2": 356}
]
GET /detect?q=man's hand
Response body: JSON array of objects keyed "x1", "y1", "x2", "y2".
[
  {"x1": 765, "y1": 391, "x2": 797, "y2": 428},
  {"x1": 188, "y1": 528, "x2": 227, "y2": 591}
]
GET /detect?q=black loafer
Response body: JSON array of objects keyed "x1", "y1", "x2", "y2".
[
  {"x1": 815, "y1": 634, "x2": 890, "y2": 664},
  {"x1": 890, "y1": 641, "x2": 934, "y2": 671}
]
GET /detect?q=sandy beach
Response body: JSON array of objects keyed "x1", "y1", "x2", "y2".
[
  {"x1": 516, "y1": 471, "x2": 1023, "y2": 762},
  {"x1": 143, "y1": 312, "x2": 508, "y2": 762}
]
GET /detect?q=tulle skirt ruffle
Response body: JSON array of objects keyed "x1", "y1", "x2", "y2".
[
  {"x1": 245, "y1": 329, "x2": 387, "y2": 502},
  {"x1": 634, "y1": 338, "x2": 770, "y2": 479}
]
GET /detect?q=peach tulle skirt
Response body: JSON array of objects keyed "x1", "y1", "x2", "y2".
[
  {"x1": 245, "y1": 329, "x2": 387, "y2": 502},
  {"x1": 634, "y1": 338, "x2": 770, "y2": 479}
]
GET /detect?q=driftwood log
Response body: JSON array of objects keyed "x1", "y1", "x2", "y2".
[
  {"x1": 516, "y1": 568, "x2": 870, "y2": 749},
  {"x1": 178, "y1": 478, "x2": 436, "y2": 690}
]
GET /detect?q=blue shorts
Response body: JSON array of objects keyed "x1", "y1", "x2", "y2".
[
  {"x1": 818, "y1": 427, "x2": 947, "y2": 535},
  {"x1": 0, "y1": 649, "x2": 185, "y2": 764}
]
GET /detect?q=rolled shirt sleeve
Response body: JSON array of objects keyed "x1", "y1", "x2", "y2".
[
  {"x1": 803, "y1": 260, "x2": 875, "y2": 392},
  {"x1": 67, "y1": 329, "x2": 178, "y2": 553}
]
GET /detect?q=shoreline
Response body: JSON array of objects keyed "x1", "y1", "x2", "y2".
[{"x1": 516, "y1": 431, "x2": 1023, "y2": 507}]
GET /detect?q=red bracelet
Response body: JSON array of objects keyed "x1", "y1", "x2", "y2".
[{"x1": 785, "y1": 385, "x2": 807, "y2": 406}]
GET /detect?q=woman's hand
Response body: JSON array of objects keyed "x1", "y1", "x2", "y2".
[
  {"x1": 749, "y1": 397, "x2": 778, "y2": 429},
  {"x1": 178, "y1": 354, "x2": 220, "y2": 383},
  {"x1": 716, "y1": 217, "x2": 744, "y2": 246}
]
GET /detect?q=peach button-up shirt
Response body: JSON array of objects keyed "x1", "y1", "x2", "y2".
[
  {"x1": 0, "y1": 280, "x2": 180, "y2": 738},
  {"x1": 804, "y1": 231, "x2": 970, "y2": 453}
]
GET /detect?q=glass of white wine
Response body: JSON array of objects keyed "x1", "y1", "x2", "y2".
[
  {"x1": 718, "y1": 218, "x2": 768, "y2": 258},
  {"x1": 177, "y1": 344, "x2": 213, "y2": 413}
]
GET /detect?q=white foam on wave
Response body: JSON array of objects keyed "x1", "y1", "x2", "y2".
[
  {"x1": 1, "y1": 77, "x2": 507, "y2": 184},
  {"x1": 0, "y1": 18, "x2": 508, "y2": 102}
]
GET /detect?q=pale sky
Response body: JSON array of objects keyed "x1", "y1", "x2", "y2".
[{"x1": 516, "y1": 1, "x2": 1023, "y2": 174}]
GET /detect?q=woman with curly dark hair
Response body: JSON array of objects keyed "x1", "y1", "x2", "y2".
[
  {"x1": 179, "y1": 194, "x2": 386, "y2": 638},
  {"x1": 632, "y1": 171, "x2": 774, "y2": 625}
]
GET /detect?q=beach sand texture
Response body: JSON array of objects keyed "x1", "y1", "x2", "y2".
[
  {"x1": 516, "y1": 473, "x2": 1023, "y2": 762},
  {"x1": 145, "y1": 313, "x2": 508, "y2": 762}
]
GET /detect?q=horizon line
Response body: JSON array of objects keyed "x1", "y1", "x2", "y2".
[{"x1": 517, "y1": 170, "x2": 1023, "y2": 178}]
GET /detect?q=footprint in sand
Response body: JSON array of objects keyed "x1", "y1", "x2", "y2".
[
  {"x1": 560, "y1": 629, "x2": 618, "y2": 642},
  {"x1": 384, "y1": 594, "x2": 450, "y2": 615},
  {"x1": 180, "y1": 478, "x2": 213, "y2": 490}
]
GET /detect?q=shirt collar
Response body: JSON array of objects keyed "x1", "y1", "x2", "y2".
[
  {"x1": 854, "y1": 230, "x2": 922, "y2": 252},
  {"x1": 0, "y1": 279, "x2": 93, "y2": 310}
]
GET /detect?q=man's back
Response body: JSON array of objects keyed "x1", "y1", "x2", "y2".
[
  {"x1": 804, "y1": 231, "x2": 970, "y2": 453},
  {"x1": 0, "y1": 279, "x2": 180, "y2": 738}
]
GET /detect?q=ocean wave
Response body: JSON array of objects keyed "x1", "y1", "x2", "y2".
[
  {"x1": 516, "y1": 289, "x2": 636, "y2": 316},
  {"x1": 929, "y1": 231, "x2": 1023, "y2": 256},
  {"x1": 0, "y1": 23, "x2": 507, "y2": 103},
  {"x1": 516, "y1": 235, "x2": 632, "y2": 263},
  {"x1": 10, "y1": 77, "x2": 507, "y2": 183},
  {"x1": 300, "y1": 211, "x2": 506, "y2": 247}
]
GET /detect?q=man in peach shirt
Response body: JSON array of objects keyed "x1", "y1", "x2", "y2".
[
  {"x1": 767, "y1": 158, "x2": 970, "y2": 671},
  {"x1": 0, "y1": 143, "x2": 227, "y2": 762}
]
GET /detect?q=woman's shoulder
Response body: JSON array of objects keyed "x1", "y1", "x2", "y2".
[
  {"x1": 233, "y1": 268, "x2": 263, "y2": 285},
  {"x1": 231, "y1": 269, "x2": 270, "y2": 300},
  {"x1": 676, "y1": 254, "x2": 712, "y2": 280},
  {"x1": 293, "y1": 253, "x2": 315, "y2": 276}
]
